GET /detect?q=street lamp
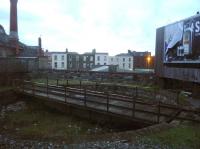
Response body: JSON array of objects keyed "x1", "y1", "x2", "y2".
[{"x1": 146, "y1": 56, "x2": 151, "y2": 71}]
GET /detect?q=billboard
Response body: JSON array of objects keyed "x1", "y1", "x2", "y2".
[{"x1": 164, "y1": 15, "x2": 200, "y2": 63}]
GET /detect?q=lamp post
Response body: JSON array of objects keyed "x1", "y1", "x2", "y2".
[{"x1": 147, "y1": 56, "x2": 151, "y2": 72}]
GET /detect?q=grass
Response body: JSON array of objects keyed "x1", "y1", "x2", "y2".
[
  {"x1": 1, "y1": 100, "x2": 110, "y2": 143},
  {"x1": 32, "y1": 78, "x2": 96, "y2": 86},
  {"x1": 32, "y1": 78, "x2": 157, "y2": 90},
  {"x1": 0, "y1": 86, "x2": 13, "y2": 92},
  {"x1": 178, "y1": 92, "x2": 191, "y2": 105},
  {"x1": 140, "y1": 124, "x2": 200, "y2": 149}
]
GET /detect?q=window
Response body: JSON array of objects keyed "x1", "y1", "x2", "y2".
[
  {"x1": 76, "y1": 56, "x2": 79, "y2": 61},
  {"x1": 97, "y1": 63, "x2": 100, "y2": 65},
  {"x1": 129, "y1": 63, "x2": 131, "y2": 69},
  {"x1": 123, "y1": 58, "x2": 125, "y2": 62},
  {"x1": 61, "y1": 55, "x2": 64, "y2": 61},
  {"x1": 90, "y1": 56, "x2": 93, "y2": 61},
  {"x1": 69, "y1": 62, "x2": 72, "y2": 68},
  {"x1": 83, "y1": 56, "x2": 86, "y2": 61},
  {"x1": 123, "y1": 63, "x2": 125, "y2": 68},
  {"x1": 90, "y1": 63, "x2": 93, "y2": 68},
  {"x1": 69, "y1": 55, "x2": 72, "y2": 61},
  {"x1": 97, "y1": 56, "x2": 100, "y2": 61},
  {"x1": 104, "y1": 56, "x2": 107, "y2": 61},
  {"x1": 104, "y1": 63, "x2": 107, "y2": 65},
  {"x1": 111, "y1": 58, "x2": 113, "y2": 62},
  {"x1": 83, "y1": 63, "x2": 86, "y2": 68},
  {"x1": 54, "y1": 55, "x2": 57, "y2": 60},
  {"x1": 129, "y1": 58, "x2": 131, "y2": 62},
  {"x1": 54, "y1": 62, "x2": 57, "y2": 68},
  {"x1": 61, "y1": 62, "x2": 64, "y2": 68}
]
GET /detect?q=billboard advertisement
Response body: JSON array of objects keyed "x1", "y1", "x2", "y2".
[{"x1": 164, "y1": 15, "x2": 200, "y2": 63}]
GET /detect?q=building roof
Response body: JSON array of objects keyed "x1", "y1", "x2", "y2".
[
  {"x1": 95, "y1": 53, "x2": 108, "y2": 55},
  {"x1": 0, "y1": 25, "x2": 6, "y2": 35},
  {"x1": 0, "y1": 25, "x2": 9, "y2": 45},
  {"x1": 128, "y1": 50, "x2": 151, "y2": 56},
  {"x1": 0, "y1": 24, "x2": 39, "y2": 57},
  {"x1": 116, "y1": 53, "x2": 132, "y2": 57},
  {"x1": 19, "y1": 45, "x2": 38, "y2": 57},
  {"x1": 83, "y1": 52, "x2": 93, "y2": 55},
  {"x1": 67, "y1": 52, "x2": 79, "y2": 55},
  {"x1": 48, "y1": 52, "x2": 66, "y2": 54},
  {"x1": 91, "y1": 66, "x2": 109, "y2": 72}
]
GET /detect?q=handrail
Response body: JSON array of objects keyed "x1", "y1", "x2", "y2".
[{"x1": 15, "y1": 80, "x2": 200, "y2": 124}]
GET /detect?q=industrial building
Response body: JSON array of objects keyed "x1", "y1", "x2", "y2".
[{"x1": 0, "y1": 0, "x2": 48, "y2": 75}]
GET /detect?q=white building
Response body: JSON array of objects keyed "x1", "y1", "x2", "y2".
[
  {"x1": 109, "y1": 54, "x2": 133, "y2": 71},
  {"x1": 51, "y1": 52, "x2": 67, "y2": 70},
  {"x1": 95, "y1": 53, "x2": 109, "y2": 66},
  {"x1": 109, "y1": 56, "x2": 118, "y2": 65}
]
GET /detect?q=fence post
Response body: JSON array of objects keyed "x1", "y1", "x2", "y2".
[
  {"x1": 154, "y1": 88, "x2": 157, "y2": 101},
  {"x1": 32, "y1": 82, "x2": 35, "y2": 95},
  {"x1": 176, "y1": 91, "x2": 180, "y2": 105},
  {"x1": 65, "y1": 86, "x2": 67, "y2": 103},
  {"x1": 135, "y1": 87, "x2": 138, "y2": 97},
  {"x1": 157, "y1": 101, "x2": 160, "y2": 123},
  {"x1": 84, "y1": 88, "x2": 87, "y2": 107},
  {"x1": 57, "y1": 79, "x2": 59, "y2": 86},
  {"x1": 12, "y1": 79, "x2": 15, "y2": 89},
  {"x1": 80, "y1": 80, "x2": 82, "y2": 89},
  {"x1": 47, "y1": 77, "x2": 49, "y2": 96},
  {"x1": 107, "y1": 92, "x2": 109, "y2": 112},
  {"x1": 132, "y1": 90, "x2": 136, "y2": 117},
  {"x1": 67, "y1": 79, "x2": 69, "y2": 86},
  {"x1": 95, "y1": 82, "x2": 98, "y2": 91},
  {"x1": 22, "y1": 80, "x2": 24, "y2": 93}
]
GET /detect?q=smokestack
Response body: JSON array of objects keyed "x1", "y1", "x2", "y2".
[
  {"x1": 10, "y1": 0, "x2": 18, "y2": 39},
  {"x1": 10, "y1": 0, "x2": 19, "y2": 55},
  {"x1": 38, "y1": 37, "x2": 43, "y2": 56}
]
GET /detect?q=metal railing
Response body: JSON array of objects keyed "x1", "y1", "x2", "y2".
[{"x1": 14, "y1": 80, "x2": 200, "y2": 124}]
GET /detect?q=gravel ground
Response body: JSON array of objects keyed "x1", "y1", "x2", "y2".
[
  {"x1": 0, "y1": 101, "x2": 195, "y2": 149},
  {"x1": 0, "y1": 134, "x2": 192, "y2": 149}
]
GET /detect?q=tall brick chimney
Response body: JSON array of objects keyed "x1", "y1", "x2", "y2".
[
  {"x1": 38, "y1": 37, "x2": 43, "y2": 56},
  {"x1": 10, "y1": 0, "x2": 19, "y2": 55}
]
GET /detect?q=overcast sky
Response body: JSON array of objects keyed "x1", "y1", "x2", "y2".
[{"x1": 0, "y1": 0, "x2": 199, "y2": 55}]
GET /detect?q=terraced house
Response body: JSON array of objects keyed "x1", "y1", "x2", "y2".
[
  {"x1": 51, "y1": 52, "x2": 67, "y2": 70},
  {"x1": 109, "y1": 53, "x2": 134, "y2": 71}
]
